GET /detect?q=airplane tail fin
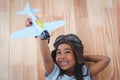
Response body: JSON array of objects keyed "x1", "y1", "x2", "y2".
[{"x1": 16, "y1": 2, "x2": 39, "y2": 15}]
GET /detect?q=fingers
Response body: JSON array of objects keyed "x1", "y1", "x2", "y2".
[
  {"x1": 25, "y1": 16, "x2": 39, "y2": 27},
  {"x1": 25, "y1": 17, "x2": 32, "y2": 27}
]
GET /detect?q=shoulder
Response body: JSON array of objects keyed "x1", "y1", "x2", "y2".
[
  {"x1": 82, "y1": 65, "x2": 90, "y2": 76},
  {"x1": 83, "y1": 65, "x2": 92, "y2": 80},
  {"x1": 45, "y1": 64, "x2": 60, "y2": 79}
]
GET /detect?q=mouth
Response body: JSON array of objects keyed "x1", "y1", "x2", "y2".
[{"x1": 59, "y1": 61, "x2": 68, "y2": 67}]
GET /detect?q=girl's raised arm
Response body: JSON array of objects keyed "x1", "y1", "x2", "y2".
[
  {"x1": 38, "y1": 38, "x2": 54, "y2": 75},
  {"x1": 26, "y1": 18, "x2": 54, "y2": 74}
]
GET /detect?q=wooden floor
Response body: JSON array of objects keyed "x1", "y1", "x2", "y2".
[{"x1": 0, "y1": 0, "x2": 120, "y2": 80}]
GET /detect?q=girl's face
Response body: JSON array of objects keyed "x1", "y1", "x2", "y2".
[{"x1": 56, "y1": 43, "x2": 76, "y2": 72}]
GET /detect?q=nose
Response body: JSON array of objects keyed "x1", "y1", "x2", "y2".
[{"x1": 59, "y1": 53, "x2": 66, "y2": 59}]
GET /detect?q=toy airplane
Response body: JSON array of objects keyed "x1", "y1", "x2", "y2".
[{"x1": 11, "y1": 2, "x2": 65, "y2": 39}]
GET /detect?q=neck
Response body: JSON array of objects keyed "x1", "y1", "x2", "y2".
[{"x1": 64, "y1": 68, "x2": 75, "y2": 77}]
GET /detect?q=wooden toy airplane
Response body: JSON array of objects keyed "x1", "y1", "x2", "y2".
[{"x1": 11, "y1": 2, "x2": 65, "y2": 38}]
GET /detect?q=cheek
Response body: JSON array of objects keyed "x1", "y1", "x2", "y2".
[
  {"x1": 68, "y1": 55, "x2": 76, "y2": 63},
  {"x1": 69, "y1": 57, "x2": 76, "y2": 66}
]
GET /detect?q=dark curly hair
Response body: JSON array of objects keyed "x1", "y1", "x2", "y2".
[{"x1": 51, "y1": 34, "x2": 88, "y2": 80}]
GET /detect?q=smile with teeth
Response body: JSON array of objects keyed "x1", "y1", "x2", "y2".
[{"x1": 60, "y1": 61, "x2": 68, "y2": 67}]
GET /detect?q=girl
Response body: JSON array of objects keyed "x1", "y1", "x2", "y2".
[{"x1": 26, "y1": 18, "x2": 110, "y2": 80}]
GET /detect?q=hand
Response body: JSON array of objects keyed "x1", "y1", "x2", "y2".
[{"x1": 25, "y1": 17, "x2": 33, "y2": 27}]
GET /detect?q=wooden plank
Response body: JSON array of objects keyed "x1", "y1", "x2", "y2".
[
  {"x1": 9, "y1": 0, "x2": 38, "y2": 80},
  {"x1": 0, "y1": 12, "x2": 9, "y2": 80},
  {"x1": 9, "y1": 1, "x2": 24, "y2": 80},
  {"x1": 0, "y1": 0, "x2": 119, "y2": 80},
  {"x1": 0, "y1": 0, "x2": 9, "y2": 12},
  {"x1": 0, "y1": 0, "x2": 9, "y2": 80}
]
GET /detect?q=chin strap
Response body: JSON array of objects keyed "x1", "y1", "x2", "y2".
[{"x1": 40, "y1": 30, "x2": 50, "y2": 43}]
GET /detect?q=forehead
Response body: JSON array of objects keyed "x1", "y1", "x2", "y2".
[{"x1": 57, "y1": 43, "x2": 72, "y2": 50}]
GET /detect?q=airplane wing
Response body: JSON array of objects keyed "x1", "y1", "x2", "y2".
[
  {"x1": 11, "y1": 2, "x2": 66, "y2": 39},
  {"x1": 43, "y1": 20, "x2": 65, "y2": 32},
  {"x1": 11, "y1": 26, "x2": 41, "y2": 38},
  {"x1": 11, "y1": 20, "x2": 65, "y2": 38}
]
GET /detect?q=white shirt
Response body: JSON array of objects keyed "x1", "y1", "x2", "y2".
[{"x1": 45, "y1": 64, "x2": 91, "y2": 80}]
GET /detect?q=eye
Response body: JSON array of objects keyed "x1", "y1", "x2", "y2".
[{"x1": 65, "y1": 51, "x2": 71, "y2": 54}]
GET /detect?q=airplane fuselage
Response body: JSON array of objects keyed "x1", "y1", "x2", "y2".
[{"x1": 27, "y1": 11, "x2": 44, "y2": 34}]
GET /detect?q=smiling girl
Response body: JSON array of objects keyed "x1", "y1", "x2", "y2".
[{"x1": 26, "y1": 19, "x2": 110, "y2": 80}]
